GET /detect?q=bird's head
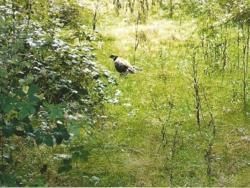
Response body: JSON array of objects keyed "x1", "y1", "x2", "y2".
[{"x1": 110, "y1": 54, "x2": 118, "y2": 61}]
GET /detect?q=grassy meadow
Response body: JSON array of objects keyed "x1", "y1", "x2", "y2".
[
  {"x1": 1, "y1": 0, "x2": 249, "y2": 187},
  {"x1": 76, "y1": 2, "x2": 250, "y2": 186}
]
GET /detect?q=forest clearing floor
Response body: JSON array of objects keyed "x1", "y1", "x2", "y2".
[
  {"x1": 93, "y1": 18, "x2": 197, "y2": 186},
  {"x1": 86, "y1": 12, "x2": 250, "y2": 187}
]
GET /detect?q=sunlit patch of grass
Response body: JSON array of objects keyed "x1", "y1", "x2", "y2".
[{"x1": 102, "y1": 19, "x2": 197, "y2": 55}]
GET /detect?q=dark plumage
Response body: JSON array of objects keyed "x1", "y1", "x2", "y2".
[{"x1": 110, "y1": 55, "x2": 137, "y2": 74}]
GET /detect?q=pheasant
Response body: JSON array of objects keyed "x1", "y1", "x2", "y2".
[{"x1": 110, "y1": 55, "x2": 139, "y2": 75}]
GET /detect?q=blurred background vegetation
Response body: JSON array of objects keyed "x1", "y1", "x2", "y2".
[{"x1": 0, "y1": 0, "x2": 249, "y2": 186}]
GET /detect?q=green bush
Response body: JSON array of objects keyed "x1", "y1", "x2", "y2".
[{"x1": 0, "y1": 0, "x2": 115, "y2": 186}]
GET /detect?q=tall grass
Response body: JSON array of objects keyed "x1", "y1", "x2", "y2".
[{"x1": 67, "y1": 2, "x2": 250, "y2": 186}]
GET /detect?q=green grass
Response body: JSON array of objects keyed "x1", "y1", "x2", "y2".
[{"x1": 80, "y1": 10, "x2": 250, "y2": 186}]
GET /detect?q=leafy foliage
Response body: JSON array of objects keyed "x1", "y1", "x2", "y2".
[{"x1": 0, "y1": 0, "x2": 115, "y2": 186}]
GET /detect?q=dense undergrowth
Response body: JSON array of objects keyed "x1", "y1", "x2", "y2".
[{"x1": 0, "y1": 0, "x2": 250, "y2": 186}]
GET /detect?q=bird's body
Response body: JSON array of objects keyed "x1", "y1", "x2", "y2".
[
  {"x1": 110, "y1": 55, "x2": 138, "y2": 75},
  {"x1": 114, "y1": 57, "x2": 136, "y2": 74}
]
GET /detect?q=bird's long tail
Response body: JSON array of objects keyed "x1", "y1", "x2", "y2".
[
  {"x1": 125, "y1": 65, "x2": 142, "y2": 74},
  {"x1": 133, "y1": 66, "x2": 143, "y2": 71},
  {"x1": 127, "y1": 67, "x2": 136, "y2": 73}
]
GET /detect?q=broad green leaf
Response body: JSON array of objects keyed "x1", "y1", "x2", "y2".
[
  {"x1": 45, "y1": 104, "x2": 64, "y2": 120},
  {"x1": 44, "y1": 134, "x2": 54, "y2": 147},
  {"x1": 0, "y1": 96, "x2": 16, "y2": 113},
  {"x1": 28, "y1": 84, "x2": 39, "y2": 96},
  {"x1": 17, "y1": 102, "x2": 36, "y2": 120}
]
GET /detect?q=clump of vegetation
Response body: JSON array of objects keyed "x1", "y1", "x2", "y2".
[{"x1": 0, "y1": 0, "x2": 115, "y2": 186}]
